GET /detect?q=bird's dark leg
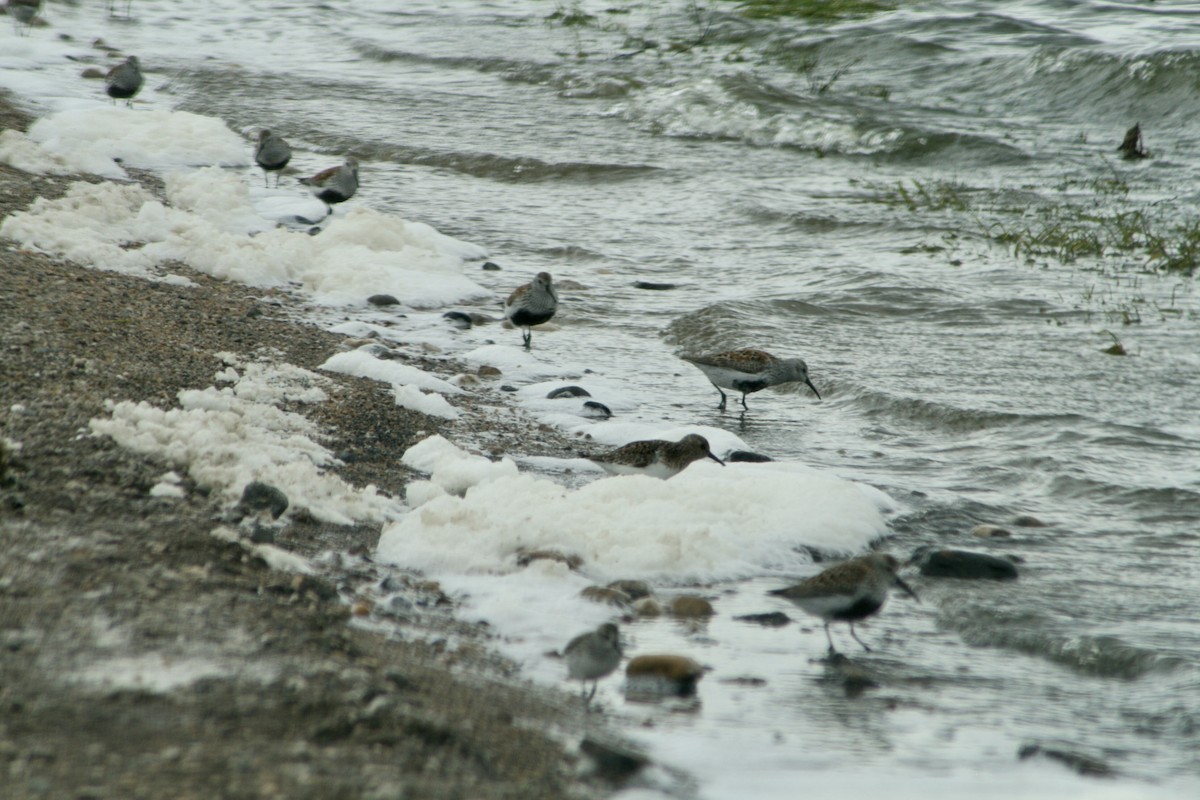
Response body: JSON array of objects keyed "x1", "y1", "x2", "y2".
[
  {"x1": 262, "y1": 172, "x2": 269, "y2": 189},
  {"x1": 824, "y1": 622, "x2": 837, "y2": 654},
  {"x1": 739, "y1": 392, "x2": 749, "y2": 410},
  {"x1": 715, "y1": 386, "x2": 728, "y2": 411},
  {"x1": 849, "y1": 623, "x2": 872, "y2": 652},
  {"x1": 522, "y1": 329, "x2": 532, "y2": 349}
]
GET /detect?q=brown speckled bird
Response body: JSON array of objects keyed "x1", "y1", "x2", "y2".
[
  {"x1": 769, "y1": 553, "x2": 918, "y2": 653},
  {"x1": 589, "y1": 433, "x2": 725, "y2": 479},
  {"x1": 682, "y1": 348, "x2": 820, "y2": 411}
]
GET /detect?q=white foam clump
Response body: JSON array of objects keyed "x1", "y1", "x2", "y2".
[
  {"x1": 320, "y1": 349, "x2": 462, "y2": 395},
  {"x1": 379, "y1": 435, "x2": 894, "y2": 583},
  {"x1": 16, "y1": 107, "x2": 248, "y2": 179},
  {"x1": 89, "y1": 360, "x2": 402, "y2": 525},
  {"x1": 400, "y1": 435, "x2": 518, "y2": 503},
  {"x1": 0, "y1": 171, "x2": 492, "y2": 308},
  {"x1": 391, "y1": 384, "x2": 460, "y2": 420}
]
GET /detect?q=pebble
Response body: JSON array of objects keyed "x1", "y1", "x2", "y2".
[
  {"x1": 624, "y1": 654, "x2": 705, "y2": 697},
  {"x1": 515, "y1": 549, "x2": 582, "y2": 570},
  {"x1": 1013, "y1": 515, "x2": 1048, "y2": 528},
  {"x1": 632, "y1": 597, "x2": 663, "y2": 617},
  {"x1": 477, "y1": 365, "x2": 502, "y2": 378},
  {"x1": 442, "y1": 311, "x2": 472, "y2": 329},
  {"x1": 733, "y1": 611, "x2": 791, "y2": 627},
  {"x1": 669, "y1": 595, "x2": 715, "y2": 618},
  {"x1": 367, "y1": 294, "x2": 400, "y2": 307},
  {"x1": 606, "y1": 579, "x2": 651, "y2": 600},
  {"x1": 971, "y1": 524, "x2": 1012, "y2": 538},
  {"x1": 481, "y1": 261, "x2": 501, "y2": 271},
  {"x1": 632, "y1": 281, "x2": 676, "y2": 290},
  {"x1": 580, "y1": 586, "x2": 630, "y2": 607}
]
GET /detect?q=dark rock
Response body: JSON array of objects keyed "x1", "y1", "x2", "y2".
[
  {"x1": 606, "y1": 579, "x2": 651, "y2": 600},
  {"x1": 367, "y1": 294, "x2": 400, "y2": 307},
  {"x1": 581, "y1": 401, "x2": 612, "y2": 419},
  {"x1": 546, "y1": 385, "x2": 591, "y2": 400},
  {"x1": 442, "y1": 311, "x2": 472, "y2": 330},
  {"x1": 669, "y1": 595, "x2": 715, "y2": 619},
  {"x1": 734, "y1": 611, "x2": 791, "y2": 627},
  {"x1": 516, "y1": 549, "x2": 582, "y2": 570},
  {"x1": 481, "y1": 262, "x2": 502, "y2": 271},
  {"x1": 727, "y1": 450, "x2": 773, "y2": 463},
  {"x1": 913, "y1": 548, "x2": 1019, "y2": 581},
  {"x1": 580, "y1": 586, "x2": 630, "y2": 607},
  {"x1": 237, "y1": 481, "x2": 289, "y2": 519},
  {"x1": 500, "y1": 384, "x2": 517, "y2": 392},
  {"x1": 632, "y1": 281, "x2": 676, "y2": 291},
  {"x1": 1018, "y1": 744, "x2": 1115, "y2": 778},
  {"x1": 580, "y1": 737, "x2": 650, "y2": 785},
  {"x1": 246, "y1": 522, "x2": 276, "y2": 544},
  {"x1": 1012, "y1": 515, "x2": 1048, "y2": 528},
  {"x1": 477, "y1": 365, "x2": 501, "y2": 378}
]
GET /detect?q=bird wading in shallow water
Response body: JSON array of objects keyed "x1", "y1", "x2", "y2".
[
  {"x1": 8, "y1": 0, "x2": 41, "y2": 35},
  {"x1": 299, "y1": 157, "x2": 359, "y2": 217},
  {"x1": 254, "y1": 129, "x2": 292, "y2": 188},
  {"x1": 564, "y1": 623, "x2": 622, "y2": 705},
  {"x1": 681, "y1": 347, "x2": 821, "y2": 411},
  {"x1": 504, "y1": 271, "x2": 558, "y2": 350},
  {"x1": 588, "y1": 433, "x2": 725, "y2": 479},
  {"x1": 105, "y1": 56, "x2": 143, "y2": 107},
  {"x1": 768, "y1": 553, "x2": 918, "y2": 653}
]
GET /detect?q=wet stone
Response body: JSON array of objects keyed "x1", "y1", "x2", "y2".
[
  {"x1": 606, "y1": 579, "x2": 651, "y2": 600},
  {"x1": 669, "y1": 595, "x2": 715, "y2": 619},
  {"x1": 546, "y1": 385, "x2": 591, "y2": 399},
  {"x1": 734, "y1": 611, "x2": 791, "y2": 627},
  {"x1": 481, "y1": 261, "x2": 502, "y2": 271},
  {"x1": 971, "y1": 524, "x2": 1012, "y2": 538},
  {"x1": 442, "y1": 311, "x2": 472, "y2": 330},
  {"x1": 579, "y1": 737, "x2": 650, "y2": 785},
  {"x1": 237, "y1": 481, "x2": 289, "y2": 519},
  {"x1": 727, "y1": 450, "x2": 773, "y2": 463},
  {"x1": 913, "y1": 548, "x2": 1019, "y2": 581},
  {"x1": 581, "y1": 401, "x2": 612, "y2": 419},
  {"x1": 632, "y1": 281, "x2": 676, "y2": 290},
  {"x1": 367, "y1": 294, "x2": 400, "y2": 307}
]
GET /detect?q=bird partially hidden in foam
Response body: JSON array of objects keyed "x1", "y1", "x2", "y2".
[
  {"x1": 588, "y1": 433, "x2": 725, "y2": 480},
  {"x1": 768, "y1": 553, "x2": 918, "y2": 653},
  {"x1": 253, "y1": 129, "x2": 292, "y2": 188},
  {"x1": 563, "y1": 623, "x2": 622, "y2": 705},
  {"x1": 105, "y1": 56, "x2": 143, "y2": 107},
  {"x1": 299, "y1": 157, "x2": 359, "y2": 217},
  {"x1": 681, "y1": 347, "x2": 820, "y2": 411},
  {"x1": 503, "y1": 271, "x2": 557, "y2": 350}
]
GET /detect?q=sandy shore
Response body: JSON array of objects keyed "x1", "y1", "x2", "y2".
[{"x1": 0, "y1": 92, "x2": 640, "y2": 799}]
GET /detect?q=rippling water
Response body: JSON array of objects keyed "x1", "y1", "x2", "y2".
[{"x1": 11, "y1": 0, "x2": 1200, "y2": 796}]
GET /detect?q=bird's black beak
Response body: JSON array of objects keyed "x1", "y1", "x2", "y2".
[
  {"x1": 895, "y1": 576, "x2": 919, "y2": 602},
  {"x1": 707, "y1": 451, "x2": 726, "y2": 467},
  {"x1": 806, "y1": 378, "x2": 822, "y2": 400}
]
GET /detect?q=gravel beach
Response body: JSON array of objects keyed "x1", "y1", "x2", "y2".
[{"x1": 0, "y1": 92, "x2": 636, "y2": 800}]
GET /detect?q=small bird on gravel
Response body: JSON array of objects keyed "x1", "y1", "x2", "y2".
[
  {"x1": 254, "y1": 129, "x2": 292, "y2": 188},
  {"x1": 564, "y1": 622, "x2": 622, "y2": 705},
  {"x1": 105, "y1": 56, "x2": 144, "y2": 107},
  {"x1": 503, "y1": 272, "x2": 558, "y2": 350}
]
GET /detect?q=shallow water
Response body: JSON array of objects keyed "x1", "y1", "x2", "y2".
[{"x1": 4, "y1": 1, "x2": 1200, "y2": 796}]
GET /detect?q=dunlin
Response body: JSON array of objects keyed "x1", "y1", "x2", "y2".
[
  {"x1": 589, "y1": 433, "x2": 724, "y2": 479},
  {"x1": 768, "y1": 552, "x2": 918, "y2": 653},
  {"x1": 564, "y1": 622, "x2": 622, "y2": 703},
  {"x1": 8, "y1": 0, "x2": 40, "y2": 35},
  {"x1": 299, "y1": 157, "x2": 359, "y2": 216},
  {"x1": 503, "y1": 271, "x2": 557, "y2": 350},
  {"x1": 681, "y1": 348, "x2": 820, "y2": 411},
  {"x1": 253, "y1": 129, "x2": 292, "y2": 188},
  {"x1": 105, "y1": 56, "x2": 143, "y2": 107}
]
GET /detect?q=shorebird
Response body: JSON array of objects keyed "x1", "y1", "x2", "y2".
[
  {"x1": 299, "y1": 157, "x2": 359, "y2": 217},
  {"x1": 503, "y1": 272, "x2": 557, "y2": 350},
  {"x1": 105, "y1": 56, "x2": 143, "y2": 107},
  {"x1": 768, "y1": 553, "x2": 918, "y2": 653},
  {"x1": 681, "y1": 347, "x2": 820, "y2": 411},
  {"x1": 8, "y1": 0, "x2": 41, "y2": 35},
  {"x1": 564, "y1": 623, "x2": 622, "y2": 704},
  {"x1": 588, "y1": 433, "x2": 725, "y2": 479},
  {"x1": 254, "y1": 129, "x2": 292, "y2": 188}
]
